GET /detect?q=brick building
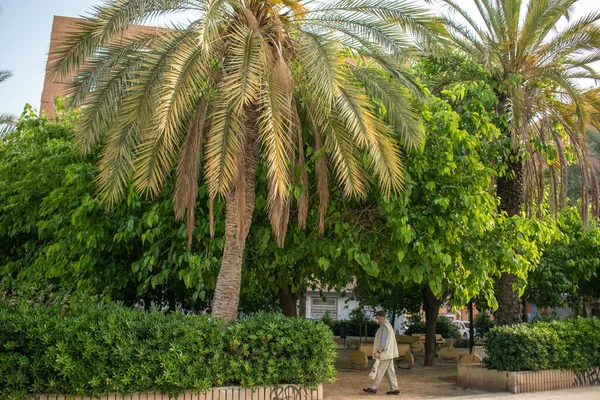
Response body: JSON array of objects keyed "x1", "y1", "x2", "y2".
[{"x1": 40, "y1": 16, "x2": 162, "y2": 116}]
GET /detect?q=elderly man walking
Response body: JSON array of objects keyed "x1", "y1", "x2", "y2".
[{"x1": 363, "y1": 310, "x2": 400, "y2": 395}]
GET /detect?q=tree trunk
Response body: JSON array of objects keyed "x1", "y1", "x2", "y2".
[
  {"x1": 422, "y1": 285, "x2": 441, "y2": 366},
  {"x1": 279, "y1": 286, "x2": 299, "y2": 317},
  {"x1": 298, "y1": 291, "x2": 307, "y2": 318},
  {"x1": 468, "y1": 300, "x2": 474, "y2": 352},
  {"x1": 591, "y1": 299, "x2": 600, "y2": 317},
  {"x1": 520, "y1": 295, "x2": 529, "y2": 322},
  {"x1": 495, "y1": 156, "x2": 524, "y2": 325},
  {"x1": 211, "y1": 110, "x2": 260, "y2": 323},
  {"x1": 495, "y1": 273, "x2": 523, "y2": 325}
]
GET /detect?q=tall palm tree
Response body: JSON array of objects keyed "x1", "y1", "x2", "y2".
[
  {"x1": 435, "y1": 0, "x2": 600, "y2": 324},
  {"x1": 0, "y1": 70, "x2": 17, "y2": 136},
  {"x1": 50, "y1": 0, "x2": 446, "y2": 322}
]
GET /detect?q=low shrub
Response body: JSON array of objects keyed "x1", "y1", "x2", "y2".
[
  {"x1": 484, "y1": 317, "x2": 600, "y2": 371},
  {"x1": 473, "y1": 310, "x2": 495, "y2": 339},
  {"x1": 0, "y1": 302, "x2": 337, "y2": 399},
  {"x1": 321, "y1": 318, "x2": 378, "y2": 337},
  {"x1": 404, "y1": 315, "x2": 461, "y2": 338}
]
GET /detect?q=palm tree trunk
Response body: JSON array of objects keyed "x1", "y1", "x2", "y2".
[
  {"x1": 495, "y1": 156, "x2": 524, "y2": 325},
  {"x1": 211, "y1": 109, "x2": 261, "y2": 323},
  {"x1": 422, "y1": 285, "x2": 441, "y2": 366}
]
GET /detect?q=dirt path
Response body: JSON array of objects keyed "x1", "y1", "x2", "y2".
[{"x1": 325, "y1": 349, "x2": 490, "y2": 400}]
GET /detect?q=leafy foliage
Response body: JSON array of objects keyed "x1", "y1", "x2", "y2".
[
  {"x1": 526, "y1": 206, "x2": 600, "y2": 311},
  {"x1": 379, "y1": 81, "x2": 504, "y2": 306},
  {"x1": 473, "y1": 310, "x2": 496, "y2": 340},
  {"x1": 225, "y1": 313, "x2": 337, "y2": 386},
  {"x1": 403, "y1": 315, "x2": 460, "y2": 338},
  {"x1": 484, "y1": 317, "x2": 600, "y2": 372},
  {"x1": 320, "y1": 309, "x2": 379, "y2": 337},
  {"x1": 0, "y1": 106, "x2": 222, "y2": 311},
  {"x1": 0, "y1": 302, "x2": 336, "y2": 398}
]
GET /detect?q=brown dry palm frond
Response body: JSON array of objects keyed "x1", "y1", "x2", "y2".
[
  {"x1": 435, "y1": 0, "x2": 600, "y2": 221},
  {"x1": 50, "y1": 0, "x2": 448, "y2": 246}
]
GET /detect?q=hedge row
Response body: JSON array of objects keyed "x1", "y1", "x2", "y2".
[
  {"x1": 321, "y1": 319, "x2": 379, "y2": 337},
  {"x1": 0, "y1": 302, "x2": 337, "y2": 399},
  {"x1": 484, "y1": 317, "x2": 600, "y2": 371}
]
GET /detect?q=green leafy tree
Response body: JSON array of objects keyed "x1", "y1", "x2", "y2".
[
  {"x1": 526, "y1": 206, "x2": 600, "y2": 314},
  {"x1": 377, "y1": 80, "x2": 550, "y2": 364},
  {"x1": 381, "y1": 82, "x2": 498, "y2": 365},
  {"x1": 435, "y1": 0, "x2": 600, "y2": 324},
  {"x1": 0, "y1": 107, "x2": 223, "y2": 310},
  {"x1": 473, "y1": 309, "x2": 495, "y2": 339},
  {"x1": 49, "y1": 0, "x2": 447, "y2": 322}
]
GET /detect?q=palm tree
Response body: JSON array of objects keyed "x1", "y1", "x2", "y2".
[
  {"x1": 435, "y1": 0, "x2": 600, "y2": 324},
  {"x1": 50, "y1": 0, "x2": 446, "y2": 322},
  {"x1": 0, "y1": 70, "x2": 17, "y2": 136}
]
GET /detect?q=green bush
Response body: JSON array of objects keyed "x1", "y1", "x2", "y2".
[
  {"x1": 484, "y1": 317, "x2": 600, "y2": 371},
  {"x1": 319, "y1": 309, "x2": 378, "y2": 337},
  {"x1": 474, "y1": 310, "x2": 496, "y2": 339},
  {"x1": 0, "y1": 302, "x2": 337, "y2": 399},
  {"x1": 404, "y1": 315, "x2": 461, "y2": 338}
]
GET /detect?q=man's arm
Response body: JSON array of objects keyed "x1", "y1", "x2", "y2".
[{"x1": 378, "y1": 327, "x2": 388, "y2": 352}]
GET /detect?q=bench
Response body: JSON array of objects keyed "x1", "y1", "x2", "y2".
[
  {"x1": 409, "y1": 334, "x2": 445, "y2": 355},
  {"x1": 458, "y1": 339, "x2": 487, "y2": 365},
  {"x1": 437, "y1": 338, "x2": 460, "y2": 361},
  {"x1": 349, "y1": 338, "x2": 415, "y2": 370}
]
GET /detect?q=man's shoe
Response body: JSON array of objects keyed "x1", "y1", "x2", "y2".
[
  {"x1": 386, "y1": 390, "x2": 400, "y2": 395},
  {"x1": 362, "y1": 388, "x2": 377, "y2": 394}
]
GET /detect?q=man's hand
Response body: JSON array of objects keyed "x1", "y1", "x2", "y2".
[{"x1": 373, "y1": 351, "x2": 381, "y2": 359}]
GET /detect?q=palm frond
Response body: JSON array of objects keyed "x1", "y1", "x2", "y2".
[
  {"x1": 0, "y1": 70, "x2": 12, "y2": 84},
  {"x1": 324, "y1": 117, "x2": 367, "y2": 198},
  {"x1": 259, "y1": 56, "x2": 295, "y2": 243},
  {"x1": 306, "y1": 0, "x2": 447, "y2": 46},
  {"x1": 95, "y1": 122, "x2": 139, "y2": 206},
  {"x1": 295, "y1": 31, "x2": 340, "y2": 120},
  {"x1": 198, "y1": 0, "x2": 232, "y2": 51},
  {"x1": 221, "y1": 22, "x2": 266, "y2": 115},
  {"x1": 306, "y1": 103, "x2": 330, "y2": 236},
  {"x1": 294, "y1": 104, "x2": 309, "y2": 230},
  {"x1": 133, "y1": 29, "x2": 216, "y2": 198},
  {"x1": 334, "y1": 72, "x2": 404, "y2": 195},
  {"x1": 0, "y1": 113, "x2": 16, "y2": 137},
  {"x1": 352, "y1": 66, "x2": 424, "y2": 150},
  {"x1": 300, "y1": 15, "x2": 416, "y2": 57},
  {"x1": 69, "y1": 33, "x2": 161, "y2": 155},
  {"x1": 49, "y1": 0, "x2": 198, "y2": 79},
  {"x1": 204, "y1": 98, "x2": 246, "y2": 200},
  {"x1": 174, "y1": 98, "x2": 208, "y2": 248}
]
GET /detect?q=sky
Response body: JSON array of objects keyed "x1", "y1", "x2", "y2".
[{"x1": 0, "y1": 0, "x2": 599, "y2": 117}]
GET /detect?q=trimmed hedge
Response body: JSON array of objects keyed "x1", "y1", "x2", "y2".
[
  {"x1": 484, "y1": 317, "x2": 600, "y2": 372},
  {"x1": 321, "y1": 319, "x2": 379, "y2": 337},
  {"x1": 404, "y1": 316, "x2": 461, "y2": 339},
  {"x1": 0, "y1": 302, "x2": 336, "y2": 399}
]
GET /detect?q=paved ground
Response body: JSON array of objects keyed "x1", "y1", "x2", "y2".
[{"x1": 324, "y1": 348, "x2": 600, "y2": 400}]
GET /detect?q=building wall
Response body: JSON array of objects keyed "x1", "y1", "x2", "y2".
[
  {"x1": 40, "y1": 16, "x2": 162, "y2": 116},
  {"x1": 304, "y1": 291, "x2": 406, "y2": 333}
]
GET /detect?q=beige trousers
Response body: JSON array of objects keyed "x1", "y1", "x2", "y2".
[{"x1": 370, "y1": 358, "x2": 399, "y2": 391}]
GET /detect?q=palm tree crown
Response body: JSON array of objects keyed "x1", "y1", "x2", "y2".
[
  {"x1": 50, "y1": 0, "x2": 446, "y2": 321},
  {"x1": 437, "y1": 0, "x2": 600, "y2": 219}
]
